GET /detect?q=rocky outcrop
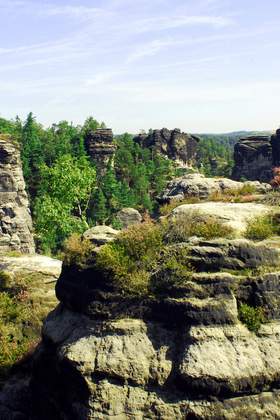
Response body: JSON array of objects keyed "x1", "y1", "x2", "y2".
[
  {"x1": 232, "y1": 130, "x2": 280, "y2": 181},
  {"x1": 83, "y1": 225, "x2": 119, "y2": 246},
  {"x1": 172, "y1": 202, "x2": 271, "y2": 233},
  {"x1": 85, "y1": 129, "x2": 116, "y2": 176},
  {"x1": 116, "y1": 208, "x2": 142, "y2": 228},
  {"x1": 0, "y1": 135, "x2": 35, "y2": 254},
  {"x1": 158, "y1": 173, "x2": 271, "y2": 203},
  {"x1": 2, "y1": 236, "x2": 280, "y2": 419},
  {"x1": 134, "y1": 128, "x2": 200, "y2": 167}
]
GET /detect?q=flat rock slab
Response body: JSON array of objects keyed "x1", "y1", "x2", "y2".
[
  {"x1": 0, "y1": 255, "x2": 62, "y2": 279},
  {"x1": 172, "y1": 202, "x2": 272, "y2": 233}
]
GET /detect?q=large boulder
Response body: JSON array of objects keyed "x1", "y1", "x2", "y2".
[
  {"x1": 83, "y1": 225, "x2": 119, "y2": 246},
  {"x1": 171, "y1": 201, "x2": 271, "y2": 233},
  {"x1": 116, "y1": 208, "x2": 142, "y2": 228},
  {"x1": 158, "y1": 173, "x2": 271, "y2": 203}
]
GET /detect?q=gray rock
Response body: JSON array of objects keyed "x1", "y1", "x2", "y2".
[
  {"x1": 83, "y1": 225, "x2": 119, "y2": 245},
  {"x1": 134, "y1": 128, "x2": 200, "y2": 167},
  {"x1": 159, "y1": 173, "x2": 271, "y2": 203},
  {"x1": 0, "y1": 135, "x2": 35, "y2": 254},
  {"x1": 116, "y1": 208, "x2": 142, "y2": 228},
  {"x1": 85, "y1": 129, "x2": 116, "y2": 176},
  {"x1": 172, "y1": 201, "x2": 272, "y2": 233},
  {"x1": 232, "y1": 129, "x2": 280, "y2": 181}
]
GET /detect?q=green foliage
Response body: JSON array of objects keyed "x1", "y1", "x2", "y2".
[
  {"x1": 34, "y1": 155, "x2": 96, "y2": 253},
  {"x1": 95, "y1": 221, "x2": 165, "y2": 295},
  {"x1": 62, "y1": 233, "x2": 94, "y2": 266},
  {"x1": 150, "y1": 248, "x2": 193, "y2": 294},
  {"x1": 238, "y1": 303, "x2": 265, "y2": 333},
  {"x1": 0, "y1": 275, "x2": 37, "y2": 382},
  {"x1": 165, "y1": 212, "x2": 234, "y2": 242},
  {"x1": 244, "y1": 215, "x2": 275, "y2": 240}
]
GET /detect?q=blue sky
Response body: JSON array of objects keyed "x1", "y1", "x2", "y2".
[{"x1": 0, "y1": 0, "x2": 280, "y2": 133}]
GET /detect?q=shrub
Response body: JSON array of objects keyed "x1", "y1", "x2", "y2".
[
  {"x1": 95, "y1": 221, "x2": 164, "y2": 295},
  {"x1": 0, "y1": 291, "x2": 34, "y2": 381},
  {"x1": 238, "y1": 303, "x2": 265, "y2": 333},
  {"x1": 62, "y1": 233, "x2": 94, "y2": 265},
  {"x1": 0, "y1": 271, "x2": 11, "y2": 291},
  {"x1": 150, "y1": 247, "x2": 193, "y2": 294},
  {"x1": 165, "y1": 212, "x2": 234, "y2": 242},
  {"x1": 244, "y1": 215, "x2": 274, "y2": 240}
]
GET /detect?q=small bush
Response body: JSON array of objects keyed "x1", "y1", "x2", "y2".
[
  {"x1": 165, "y1": 212, "x2": 234, "y2": 243},
  {"x1": 150, "y1": 248, "x2": 193, "y2": 294},
  {"x1": 95, "y1": 221, "x2": 164, "y2": 295},
  {"x1": 63, "y1": 233, "x2": 93, "y2": 265},
  {"x1": 245, "y1": 215, "x2": 274, "y2": 240},
  {"x1": 0, "y1": 271, "x2": 11, "y2": 291},
  {"x1": 238, "y1": 303, "x2": 265, "y2": 333}
]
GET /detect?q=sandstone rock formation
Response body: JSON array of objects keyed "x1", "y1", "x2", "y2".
[
  {"x1": 85, "y1": 129, "x2": 116, "y2": 176},
  {"x1": 0, "y1": 135, "x2": 35, "y2": 254},
  {"x1": 172, "y1": 202, "x2": 271, "y2": 233},
  {"x1": 134, "y1": 128, "x2": 200, "y2": 167},
  {"x1": 158, "y1": 172, "x2": 271, "y2": 203},
  {"x1": 83, "y1": 225, "x2": 119, "y2": 246},
  {"x1": 2, "y1": 236, "x2": 280, "y2": 419},
  {"x1": 116, "y1": 208, "x2": 142, "y2": 228},
  {"x1": 232, "y1": 130, "x2": 280, "y2": 181}
]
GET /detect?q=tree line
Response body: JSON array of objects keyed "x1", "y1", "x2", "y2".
[{"x1": 0, "y1": 114, "x2": 175, "y2": 254}]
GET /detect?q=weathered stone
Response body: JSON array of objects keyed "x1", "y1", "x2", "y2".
[
  {"x1": 85, "y1": 129, "x2": 116, "y2": 176},
  {"x1": 171, "y1": 201, "x2": 271, "y2": 233},
  {"x1": 116, "y1": 208, "x2": 142, "y2": 228},
  {"x1": 185, "y1": 238, "x2": 280, "y2": 271},
  {"x1": 158, "y1": 172, "x2": 271, "y2": 203},
  {"x1": 232, "y1": 129, "x2": 280, "y2": 181},
  {"x1": 3, "y1": 230, "x2": 280, "y2": 418},
  {"x1": 0, "y1": 135, "x2": 35, "y2": 254},
  {"x1": 83, "y1": 225, "x2": 119, "y2": 246},
  {"x1": 134, "y1": 128, "x2": 200, "y2": 167}
]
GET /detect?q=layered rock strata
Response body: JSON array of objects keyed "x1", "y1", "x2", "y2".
[
  {"x1": 134, "y1": 128, "x2": 200, "y2": 167},
  {"x1": 232, "y1": 129, "x2": 280, "y2": 181},
  {"x1": 85, "y1": 129, "x2": 116, "y2": 176},
  {"x1": 158, "y1": 173, "x2": 271, "y2": 203},
  {"x1": 0, "y1": 135, "x2": 35, "y2": 254},
  {"x1": 2, "y1": 239, "x2": 280, "y2": 419}
]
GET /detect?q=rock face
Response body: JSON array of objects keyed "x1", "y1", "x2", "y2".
[
  {"x1": 232, "y1": 130, "x2": 280, "y2": 181},
  {"x1": 134, "y1": 128, "x2": 200, "y2": 167},
  {"x1": 2, "y1": 237, "x2": 280, "y2": 419},
  {"x1": 116, "y1": 208, "x2": 142, "y2": 228},
  {"x1": 0, "y1": 135, "x2": 35, "y2": 254},
  {"x1": 172, "y1": 202, "x2": 271, "y2": 233},
  {"x1": 158, "y1": 173, "x2": 271, "y2": 203},
  {"x1": 85, "y1": 129, "x2": 117, "y2": 176}
]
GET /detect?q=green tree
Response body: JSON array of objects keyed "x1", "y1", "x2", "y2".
[{"x1": 34, "y1": 155, "x2": 96, "y2": 253}]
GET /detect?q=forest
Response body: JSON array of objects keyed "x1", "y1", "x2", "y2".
[{"x1": 0, "y1": 113, "x2": 240, "y2": 254}]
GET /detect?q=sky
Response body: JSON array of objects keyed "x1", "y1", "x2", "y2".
[{"x1": 0, "y1": 0, "x2": 280, "y2": 133}]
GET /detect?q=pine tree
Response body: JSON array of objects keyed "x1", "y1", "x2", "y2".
[{"x1": 93, "y1": 189, "x2": 108, "y2": 224}]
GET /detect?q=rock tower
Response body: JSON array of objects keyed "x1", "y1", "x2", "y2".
[
  {"x1": 134, "y1": 128, "x2": 200, "y2": 167},
  {"x1": 232, "y1": 129, "x2": 280, "y2": 181},
  {"x1": 0, "y1": 135, "x2": 35, "y2": 253},
  {"x1": 85, "y1": 129, "x2": 116, "y2": 176}
]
